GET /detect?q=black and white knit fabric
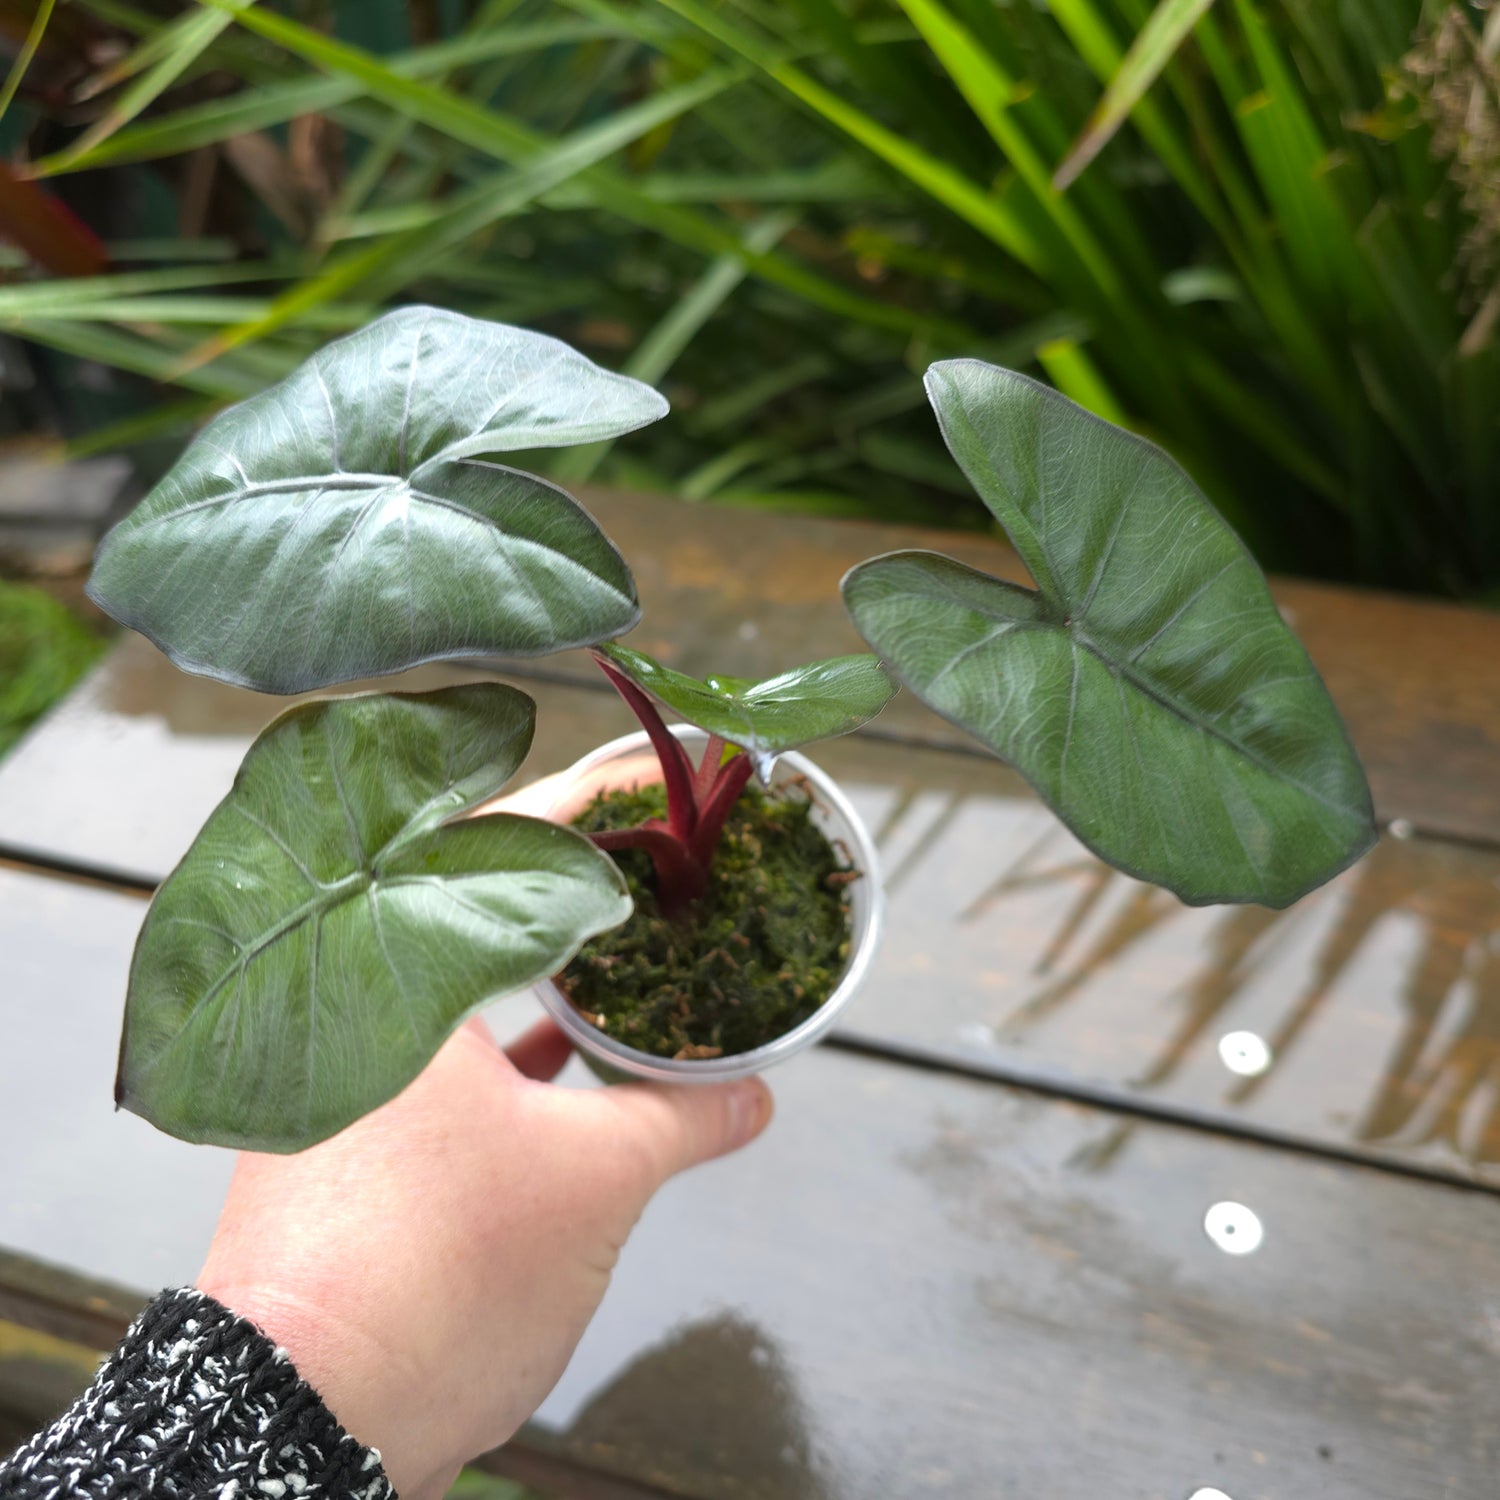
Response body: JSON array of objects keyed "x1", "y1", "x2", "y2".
[{"x1": 0, "y1": 1288, "x2": 395, "y2": 1499}]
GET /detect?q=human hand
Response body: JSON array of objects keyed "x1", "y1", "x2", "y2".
[{"x1": 196, "y1": 778, "x2": 775, "y2": 1500}]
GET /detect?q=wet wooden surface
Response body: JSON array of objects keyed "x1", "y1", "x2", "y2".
[
  {"x1": 8, "y1": 491, "x2": 1492, "y2": 851},
  {"x1": 4, "y1": 489, "x2": 1500, "y2": 1496},
  {"x1": 2, "y1": 870, "x2": 1499, "y2": 1500},
  {"x1": 4, "y1": 634, "x2": 1499, "y2": 1186},
  {"x1": 564, "y1": 490, "x2": 1500, "y2": 848}
]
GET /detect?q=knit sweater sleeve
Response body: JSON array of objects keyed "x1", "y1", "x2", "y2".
[{"x1": 0, "y1": 1288, "x2": 395, "y2": 1499}]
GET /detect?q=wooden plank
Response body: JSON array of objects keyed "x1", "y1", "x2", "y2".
[
  {"x1": 557, "y1": 490, "x2": 1500, "y2": 845},
  {"x1": 2, "y1": 869, "x2": 1499, "y2": 1499},
  {"x1": 0, "y1": 1250, "x2": 143, "y2": 1352},
  {"x1": 0, "y1": 1317, "x2": 115, "y2": 1455},
  {"x1": 810, "y1": 730, "x2": 1500, "y2": 1190},
  {"x1": 0, "y1": 1307, "x2": 671, "y2": 1500},
  {"x1": 0, "y1": 634, "x2": 642, "y2": 884},
  {"x1": 0, "y1": 868, "x2": 236, "y2": 1292},
  {"x1": 5, "y1": 654, "x2": 1500, "y2": 1186},
  {"x1": 5, "y1": 494, "x2": 1497, "y2": 863}
]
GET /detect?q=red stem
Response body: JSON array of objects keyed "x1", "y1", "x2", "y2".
[
  {"x1": 594, "y1": 654, "x2": 697, "y2": 840},
  {"x1": 690, "y1": 752, "x2": 755, "y2": 867},
  {"x1": 693, "y1": 734, "x2": 729, "y2": 802},
  {"x1": 587, "y1": 657, "x2": 759, "y2": 914},
  {"x1": 589, "y1": 825, "x2": 707, "y2": 915}
]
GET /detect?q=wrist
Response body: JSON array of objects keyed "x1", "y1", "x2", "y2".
[{"x1": 195, "y1": 1278, "x2": 448, "y2": 1499}]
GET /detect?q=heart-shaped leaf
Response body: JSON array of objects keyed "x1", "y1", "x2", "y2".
[
  {"x1": 597, "y1": 642, "x2": 899, "y2": 768},
  {"x1": 88, "y1": 307, "x2": 662, "y2": 693},
  {"x1": 117, "y1": 683, "x2": 631, "y2": 1151},
  {"x1": 843, "y1": 360, "x2": 1374, "y2": 908}
]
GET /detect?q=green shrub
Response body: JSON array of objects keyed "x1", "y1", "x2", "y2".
[
  {"x1": 2, "y1": 0, "x2": 1495, "y2": 596},
  {"x1": 0, "y1": 582, "x2": 107, "y2": 758}
]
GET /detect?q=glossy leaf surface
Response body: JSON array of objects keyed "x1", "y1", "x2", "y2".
[
  {"x1": 843, "y1": 361, "x2": 1374, "y2": 907},
  {"x1": 597, "y1": 642, "x2": 899, "y2": 765},
  {"x1": 88, "y1": 308, "x2": 660, "y2": 692},
  {"x1": 117, "y1": 684, "x2": 630, "y2": 1151}
]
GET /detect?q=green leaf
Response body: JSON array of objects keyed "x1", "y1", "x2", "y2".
[
  {"x1": 117, "y1": 684, "x2": 631, "y2": 1151},
  {"x1": 88, "y1": 307, "x2": 660, "y2": 692},
  {"x1": 842, "y1": 360, "x2": 1374, "y2": 907},
  {"x1": 597, "y1": 642, "x2": 899, "y2": 767}
]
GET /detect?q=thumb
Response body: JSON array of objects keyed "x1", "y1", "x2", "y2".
[{"x1": 604, "y1": 1077, "x2": 774, "y2": 1188}]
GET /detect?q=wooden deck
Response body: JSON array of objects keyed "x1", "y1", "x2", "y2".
[{"x1": 3, "y1": 490, "x2": 1499, "y2": 1498}]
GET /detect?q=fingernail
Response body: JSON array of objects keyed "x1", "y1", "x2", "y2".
[{"x1": 727, "y1": 1080, "x2": 769, "y2": 1145}]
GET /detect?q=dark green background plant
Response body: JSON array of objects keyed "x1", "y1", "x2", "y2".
[{"x1": 1, "y1": 0, "x2": 1495, "y2": 598}]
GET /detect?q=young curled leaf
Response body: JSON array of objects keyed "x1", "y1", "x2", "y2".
[{"x1": 596, "y1": 641, "x2": 899, "y2": 768}]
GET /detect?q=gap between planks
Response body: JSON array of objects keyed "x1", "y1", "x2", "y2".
[{"x1": 6, "y1": 787, "x2": 1499, "y2": 1204}]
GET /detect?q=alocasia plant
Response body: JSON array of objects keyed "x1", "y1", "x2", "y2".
[{"x1": 87, "y1": 307, "x2": 1374, "y2": 1153}]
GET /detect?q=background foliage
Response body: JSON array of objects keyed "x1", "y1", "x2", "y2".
[
  {"x1": 0, "y1": 0, "x2": 1496, "y2": 597},
  {"x1": 0, "y1": 579, "x2": 106, "y2": 757}
]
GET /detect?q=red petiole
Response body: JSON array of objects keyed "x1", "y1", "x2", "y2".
[
  {"x1": 587, "y1": 653, "x2": 759, "y2": 918},
  {"x1": 593, "y1": 656, "x2": 697, "y2": 840}
]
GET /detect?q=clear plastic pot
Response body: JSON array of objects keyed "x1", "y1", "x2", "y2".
[{"x1": 532, "y1": 725, "x2": 884, "y2": 1083}]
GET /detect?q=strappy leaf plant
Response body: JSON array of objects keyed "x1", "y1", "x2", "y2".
[{"x1": 4, "y1": 1, "x2": 1494, "y2": 597}]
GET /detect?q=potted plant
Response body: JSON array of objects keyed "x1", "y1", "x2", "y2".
[{"x1": 86, "y1": 308, "x2": 1374, "y2": 1152}]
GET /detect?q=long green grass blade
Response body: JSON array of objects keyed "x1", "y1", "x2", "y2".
[
  {"x1": 679, "y1": 439, "x2": 784, "y2": 501},
  {"x1": 552, "y1": 208, "x2": 798, "y2": 484},
  {"x1": 776, "y1": 0, "x2": 988, "y2": 175},
  {"x1": 39, "y1": 1, "x2": 257, "y2": 173},
  {"x1": 0, "y1": 262, "x2": 301, "y2": 316},
  {"x1": 1047, "y1": 0, "x2": 1222, "y2": 226},
  {"x1": 5, "y1": 295, "x2": 372, "y2": 326},
  {"x1": 1035, "y1": 336, "x2": 1128, "y2": 422},
  {"x1": 63, "y1": 396, "x2": 222, "y2": 459},
  {"x1": 174, "y1": 69, "x2": 740, "y2": 370},
  {"x1": 0, "y1": 0, "x2": 56, "y2": 127},
  {"x1": 10, "y1": 319, "x2": 269, "y2": 396},
  {"x1": 688, "y1": 352, "x2": 833, "y2": 433},
  {"x1": 616, "y1": 209, "x2": 800, "y2": 385},
  {"x1": 895, "y1": 0, "x2": 1122, "y2": 297},
  {"x1": 650, "y1": 0, "x2": 1048, "y2": 270},
  {"x1": 546, "y1": 160, "x2": 894, "y2": 207},
  {"x1": 1054, "y1": 0, "x2": 1217, "y2": 189},
  {"x1": 104, "y1": 237, "x2": 238, "y2": 261},
  {"x1": 31, "y1": 19, "x2": 620, "y2": 176},
  {"x1": 1216, "y1": 0, "x2": 1367, "y2": 309},
  {"x1": 332, "y1": 67, "x2": 794, "y2": 246}
]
